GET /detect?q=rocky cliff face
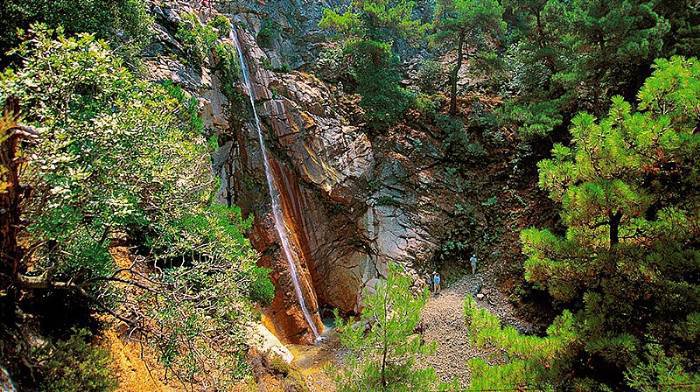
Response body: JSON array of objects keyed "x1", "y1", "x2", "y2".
[
  {"x1": 223, "y1": 29, "x2": 463, "y2": 343},
  {"x1": 145, "y1": 0, "x2": 459, "y2": 344}
]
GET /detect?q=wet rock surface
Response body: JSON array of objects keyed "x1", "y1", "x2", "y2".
[{"x1": 144, "y1": 1, "x2": 553, "y2": 348}]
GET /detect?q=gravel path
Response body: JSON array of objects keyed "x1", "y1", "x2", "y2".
[{"x1": 420, "y1": 271, "x2": 533, "y2": 387}]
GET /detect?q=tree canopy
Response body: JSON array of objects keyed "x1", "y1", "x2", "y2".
[
  {"x1": 0, "y1": 26, "x2": 267, "y2": 388},
  {"x1": 473, "y1": 56, "x2": 700, "y2": 389}
]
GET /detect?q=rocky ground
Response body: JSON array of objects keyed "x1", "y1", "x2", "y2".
[
  {"x1": 420, "y1": 270, "x2": 534, "y2": 388},
  {"x1": 287, "y1": 267, "x2": 536, "y2": 391}
]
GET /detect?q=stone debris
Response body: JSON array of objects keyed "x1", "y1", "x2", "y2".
[{"x1": 419, "y1": 271, "x2": 534, "y2": 387}]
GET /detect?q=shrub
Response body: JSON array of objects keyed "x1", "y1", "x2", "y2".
[
  {"x1": 208, "y1": 14, "x2": 232, "y2": 37},
  {"x1": 176, "y1": 12, "x2": 220, "y2": 67},
  {"x1": 35, "y1": 329, "x2": 117, "y2": 392},
  {"x1": 415, "y1": 60, "x2": 443, "y2": 94},
  {"x1": 316, "y1": 45, "x2": 350, "y2": 82},
  {"x1": 465, "y1": 142, "x2": 487, "y2": 159},
  {"x1": 414, "y1": 93, "x2": 439, "y2": 118},
  {"x1": 0, "y1": 0, "x2": 153, "y2": 66},
  {"x1": 249, "y1": 266, "x2": 275, "y2": 307},
  {"x1": 256, "y1": 20, "x2": 279, "y2": 48}
]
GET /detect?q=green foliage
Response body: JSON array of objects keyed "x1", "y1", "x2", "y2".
[
  {"x1": 1, "y1": 27, "x2": 260, "y2": 387},
  {"x1": 415, "y1": 60, "x2": 444, "y2": 94},
  {"x1": 433, "y1": 0, "x2": 505, "y2": 113},
  {"x1": 500, "y1": 0, "x2": 671, "y2": 139},
  {"x1": 320, "y1": 1, "x2": 427, "y2": 129},
  {"x1": 464, "y1": 296, "x2": 577, "y2": 390},
  {"x1": 0, "y1": 0, "x2": 153, "y2": 65},
  {"x1": 35, "y1": 329, "x2": 117, "y2": 392},
  {"x1": 334, "y1": 263, "x2": 454, "y2": 391},
  {"x1": 249, "y1": 266, "x2": 275, "y2": 307},
  {"x1": 347, "y1": 40, "x2": 414, "y2": 128},
  {"x1": 480, "y1": 196, "x2": 497, "y2": 207},
  {"x1": 624, "y1": 344, "x2": 700, "y2": 391},
  {"x1": 437, "y1": 113, "x2": 486, "y2": 163},
  {"x1": 512, "y1": 56, "x2": 700, "y2": 387},
  {"x1": 320, "y1": 1, "x2": 426, "y2": 43},
  {"x1": 176, "y1": 12, "x2": 229, "y2": 67},
  {"x1": 256, "y1": 19, "x2": 279, "y2": 49},
  {"x1": 414, "y1": 93, "x2": 440, "y2": 117},
  {"x1": 655, "y1": 0, "x2": 700, "y2": 57},
  {"x1": 316, "y1": 45, "x2": 351, "y2": 82},
  {"x1": 260, "y1": 58, "x2": 292, "y2": 73}
]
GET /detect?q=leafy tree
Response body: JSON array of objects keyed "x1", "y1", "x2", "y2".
[
  {"x1": 334, "y1": 263, "x2": 453, "y2": 391},
  {"x1": 464, "y1": 296, "x2": 577, "y2": 390},
  {"x1": 319, "y1": 1, "x2": 426, "y2": 129},
  {"x1": 654, "y1": 0, "x2": 700, "y2": 57},
  {"x1": 500, "y1": 0, "x2": 670, "y2": 139},
  {"x1": 433, "y1": 0, "x2": 505, "y2": 114},
  {"x1": 0, "y1": 0, "x2": 153, "y2": 66},
  {"x1": 0, "y1": 26, "x2": 266, "y2": 387},
  {"x1": 510, "y1": 56, "x2": 699, "y2": 388}
]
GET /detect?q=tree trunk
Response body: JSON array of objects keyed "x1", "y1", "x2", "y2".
[
  {"x1": 609, "y1": 210, "x2": 622, "y2": 247},
  {"x1": 449, "y1": 31, "x2": 466, "y2": 115}
]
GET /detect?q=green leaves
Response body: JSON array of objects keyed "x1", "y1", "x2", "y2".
[
  {"x1": 464, "y1": 296, "x2": 577, "y2": 390},
  {"x1": 320, "y1": 1, "x2": 426, "y2": 129},
  {"x1": 507, "y1": 56, "x2": 700, "y2": 388},
  {"x1": 1, "y1": 26, "x2": 261, "y2": 386},
  {"x1": 500, "y1": 0, "x2": 674, "y2": 139},
  {"x1": 334, "y1": 263, "x2": 452, "y2": 391},
  {"x1": 176, "y1": 12, "x2": 224, "y2": 67}
]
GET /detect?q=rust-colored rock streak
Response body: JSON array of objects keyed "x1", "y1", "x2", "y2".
[{"x1": 232, "y1": 28, "x2": 324, "y2": 343}]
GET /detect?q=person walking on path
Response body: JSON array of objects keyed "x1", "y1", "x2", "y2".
[
  {"x1": 432, "y1": 271, "x2": 441, "y2": 295},
  {"x1": 470, "y1": 254, "x2": 478, "y2": 274}
]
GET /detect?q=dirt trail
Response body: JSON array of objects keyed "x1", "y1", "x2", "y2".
[{"x1": 420, "y1": 271, "x2": 533, "y2": 387}]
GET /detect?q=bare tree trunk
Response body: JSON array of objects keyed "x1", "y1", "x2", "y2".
[{"x1": 450, "y1": 30, "x2": 466, "y2": 115}]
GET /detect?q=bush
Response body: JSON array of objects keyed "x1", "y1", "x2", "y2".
[
  {"x1": 466, "y1": 142, "x2": 487, "y2": 159},
  {"x1": 414, "y1": 93, "x2": 439, "y2": 118},
  {"x1": 256, "y1": 20, "x2": 279, "y2": 48},
  {"x1": 316, "y1": 45, "x2": 350, "y2": 82},
  {"x1": 176, "y1": 12, "x2": 222, "y2": 67},
  {"x1": 249, "y1": 266, "x2": 275, "y2": 307},
  {"x1": 0, "y1": 0, "x2": 153, "y2": 66},
  {"x1": 415, "y1": 60, "x2": 443, "y2": 94},
  {"x1": 35, "y1": 329, "x2": 117, "y2": 392}
]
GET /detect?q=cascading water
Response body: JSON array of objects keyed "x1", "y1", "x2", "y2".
[{"x1": 230, "y1": 28, "x2": 321, "y2": 341}]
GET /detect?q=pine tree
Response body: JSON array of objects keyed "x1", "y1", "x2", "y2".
[
  {"x1": 433, "y1": 0, "x2": 505, "y2": 114},
  {"x1": 319, "y1": 1, "x2": 426, "y2": 128},
  {"x1": 500, "y1": 0, "x2": 670, "y2": 139},
  {"x1": 466, "y1": 56, "x2": 699, "y2": 389},
  {"x1": 334, "y1": 263, "x2": 454, "y2": 391}
]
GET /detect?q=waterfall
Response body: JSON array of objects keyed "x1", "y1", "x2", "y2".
[{"x1": 230, "y1": 28, "x2": 321, "y2": 340}]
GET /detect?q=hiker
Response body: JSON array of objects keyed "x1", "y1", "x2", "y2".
[
  {"x1": 470, "y1": 254, "x2": 478, "y2": 274},
  {"x1": 432, "y1": 271, "x2": 441, "y2": 294}
]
